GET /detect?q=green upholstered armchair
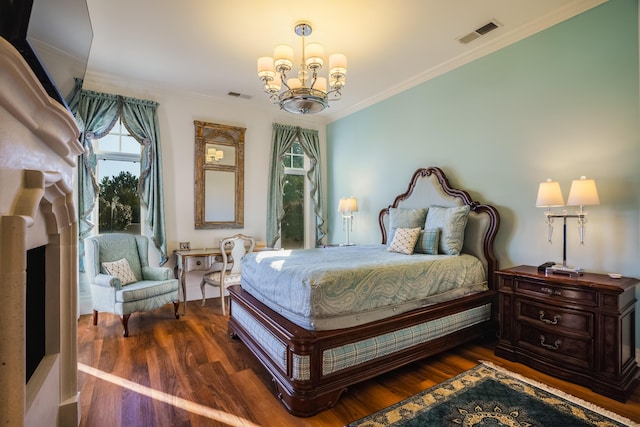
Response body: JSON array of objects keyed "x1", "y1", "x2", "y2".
[{"x1": 85, "y1": 233, "x2": 180, "y2": 337}]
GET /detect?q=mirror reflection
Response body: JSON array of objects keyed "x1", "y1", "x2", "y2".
[{"x1": 194, "y1": 121, "x2": 245, "y2": 229}]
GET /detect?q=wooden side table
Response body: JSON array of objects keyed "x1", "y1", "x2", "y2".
[
  {"x1": 174, "y1": 248, "x2": 224, "y2": 314},
  {"x1": 174, "y1": 246, "x2": 274, "y2": 314},
  {"x1": 495, "y1": 265, "x2": 640, "y2": 401}
]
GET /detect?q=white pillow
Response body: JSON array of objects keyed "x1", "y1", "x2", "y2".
[
  {"x1": 387, "y1": 227, "x2": 421, "y2": 255},
  {"x1": 102, "y1": 258, "x2": 137, "y2": 285}
]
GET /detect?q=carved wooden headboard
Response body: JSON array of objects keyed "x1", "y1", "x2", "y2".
[{"x1": 378, "y1": 166, "x2": 500, "y2": 288}]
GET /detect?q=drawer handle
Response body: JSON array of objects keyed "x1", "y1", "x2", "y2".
[
  {"x1": 540, "y1": 286, "x2": 562, "y2": 296},
  {"x1": 539, "y1": 310, "x2": 560, "y2": 325},
  {"x1": 196, "y1": 260, "x2": 202, "y2": 266},
  {"x1": 539, "y1": 335, "x2": 561, "y2": 351}
]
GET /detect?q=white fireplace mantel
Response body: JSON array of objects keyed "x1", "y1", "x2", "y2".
[{"x1": 0, "y1": 36, "x2": 83, "y2": 427}]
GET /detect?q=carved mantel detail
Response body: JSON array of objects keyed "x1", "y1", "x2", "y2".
[{"x1": 0, "y1": 36, "x2": 83, "y2": 427}]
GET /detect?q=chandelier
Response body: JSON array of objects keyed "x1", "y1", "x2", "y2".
[{"x1": 257, "y1": 22, "x2": 347, "y2": 114}]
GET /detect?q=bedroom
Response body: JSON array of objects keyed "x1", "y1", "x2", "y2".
[
  {"x1": 0, "y1": 0, "x2": 638, "y2": 425},
  {"x1": 72, "y1": 0, "x2": 638, "y2": 353}
]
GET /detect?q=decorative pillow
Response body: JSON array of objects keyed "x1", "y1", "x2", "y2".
[
  {"x1": 424, "y1": 205, "x2": 470, "y2": 255},
  {"x1": 414, "y1": 228, "x2": 441, "y2": 255},
  {"x1": 388, "y1": 207, "x2": 428, "y2": 244},
  {"x1": 102, "y1": 258, "x2": 137, "y2": 285},
  {"x1": 387, "y1": 227, "x2": 421, "y2": 255}
]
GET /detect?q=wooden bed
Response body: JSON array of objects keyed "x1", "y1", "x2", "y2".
[{"x1": 227, "y1": 166, "x2": 500, "y2": 417}]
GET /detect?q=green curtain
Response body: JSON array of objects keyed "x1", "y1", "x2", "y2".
[
  {"x1": 266, "y1": 123, "x2": 326, "y2": 248},
  {"x1": 66, "y1": 80, "x2": 169, "y2": 267},
  {"x1": 121, "y1": 96, "x2": 168, "y2": 263},
  {"x1": 67, "y1": 79, "x2": 120, "y2": 270}
]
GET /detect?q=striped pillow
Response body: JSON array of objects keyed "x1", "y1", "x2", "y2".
[{"x1": 414, "y1": 228, "x2": 441, "y2": 255}]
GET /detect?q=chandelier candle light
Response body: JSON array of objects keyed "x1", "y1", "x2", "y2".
[
  {"x1": 257, "y1": 22, "x2": 347, "y2": 114},
  {"x1": 536, "y1": 176, "x2": 600, "y2": 275},
  {"x1": 338, "y1": 196, "x2": 358, "y2": 246}
]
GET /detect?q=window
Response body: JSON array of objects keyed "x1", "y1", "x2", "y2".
[
  {"x1": 92, "y1": 118, "x2": 141, "y2": 233},
  {"x1": 281, "y1": 142, "x2": 309, "y2": 249}
]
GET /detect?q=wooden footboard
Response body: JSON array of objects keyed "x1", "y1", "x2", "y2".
[{"x1": 228, "y1": 284, "x2": 497, "y2": 417}]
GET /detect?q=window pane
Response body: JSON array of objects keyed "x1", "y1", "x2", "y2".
[
  {"x1": 281, "y1": 174, "x2": 304, "y2": 249},
  {"x1": 292, "y1": 155, "x2": 304, "y2": 169},
  {"x1": 98, "y1": 134, "x2": 119, "y2": 152},
  {"x1": 121, "y1": 136, "x2": 140, "y2": 154},
  {"x1": 97, "y1": 159, "x2": 140, "y2": 234},
  {"x1": 292, "y1": 142, "x2": 303, "y2": 155}
]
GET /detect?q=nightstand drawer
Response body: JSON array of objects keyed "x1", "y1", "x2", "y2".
[
  {"x1": 186, "y1": 256, "x2": 213, "y2": 271},
  {"x1": 517, "y1": 323, "x2": 592, "y2": 369},
  {"x1": 516, "y1": 299, "x2": 593, "y2": 337},
  {"x1": 515, "y1": 278, "x2": 596, "y2": 306}
]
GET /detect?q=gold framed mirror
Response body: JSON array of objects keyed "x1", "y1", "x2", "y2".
[{"x1": 194, "y1": 121, "x2": 245, "y2": 229}]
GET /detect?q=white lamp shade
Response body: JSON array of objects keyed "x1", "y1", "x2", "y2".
[
  {"x1": 329, "y1": 53, "x2": 347, "y2": 72},
  {"x1": 314, "y1": 77, "x2": 327, "y2": 92},
  {"x1": 344, "y1": 197, "x2": 358, "y2": 212},
  {"x1": 305, "y1": 42, "x2": 324, "y2": 68},
  {"x1": 273, "y1": 44, "x2": 293, "y2": 70},
  {"x1": 338, "y1": 197, "x2": 358, "y2": 213},
  {"x1": 337, "y1": 198, "x2": 346, "y2": 213},
  {"x1": 257, "y1": 57, "x2": 275, "y2": 78},
  {"x1": 567, "y1": 176, "x2": 599, "y2": 206},
  {"x1": 287, "y1": 78, "x2": 302, "y2": 89},
  {"x1": 536, "y1": 179, "x2": 564, "y2": 207}
]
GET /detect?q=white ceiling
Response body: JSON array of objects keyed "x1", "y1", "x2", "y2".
[{"x1": 81, "y1": 0, "x2": 604, "y2": 123}]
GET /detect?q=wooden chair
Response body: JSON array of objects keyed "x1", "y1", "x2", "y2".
[{"x1": 200, "y1": 234, "x2": 255, "y2": 315}]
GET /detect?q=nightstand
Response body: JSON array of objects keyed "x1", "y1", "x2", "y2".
[{"x1": 495, "y1": 265, "x2": 640, "y2": 402}]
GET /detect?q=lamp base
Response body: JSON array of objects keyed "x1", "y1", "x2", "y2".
[{"x1": 550, "y1": 264, "x2": 583, "y2": 276}]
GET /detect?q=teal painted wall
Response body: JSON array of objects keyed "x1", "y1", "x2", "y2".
[{"x1": 327, "y1": 1, "x2": 639, "y2": 342}]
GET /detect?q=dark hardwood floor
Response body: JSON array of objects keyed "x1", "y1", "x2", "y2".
[{"x1": 78, "y1": 299, "x2": 640, "y2": 426}]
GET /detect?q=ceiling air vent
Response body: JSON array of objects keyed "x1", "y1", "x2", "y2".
[
  {"x1": 228, "y1": 91, "x2": 252, "y2": 100},
  {"x1": 457, "y1": 20, "x2": 500, "y2": 44}
]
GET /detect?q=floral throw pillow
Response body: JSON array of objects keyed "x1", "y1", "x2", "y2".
[
  {"x1": 102, "y1": 258, "x2": 137, "y2": 285},
  {"x1": 387, "y1": 227, "x2": 421, "y2": 255}
]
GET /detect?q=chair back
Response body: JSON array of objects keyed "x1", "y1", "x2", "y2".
[
  {"x1": 85, "y1": 233, "x2": 148, "y2": 281},
  {"x1": 220, "y1": 234, "x2": 255, "y2": 275}
]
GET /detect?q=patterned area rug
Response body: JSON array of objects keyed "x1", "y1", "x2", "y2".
[{"x1": 346, "y1": 362, "x2": 638, "y2": 427}]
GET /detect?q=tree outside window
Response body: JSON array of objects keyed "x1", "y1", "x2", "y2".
[{"x1": 93, "y1": 118, "x2": 141, "y2": 233}]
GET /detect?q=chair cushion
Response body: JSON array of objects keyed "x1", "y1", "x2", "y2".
[
  {"x1": 102, "y1": 258, "x2": 137, "y2": 285},
  {"x1": 115, "y1": 279, "x2": 179, "y2": 303},
  {"x1": 202, "y1": 272, "x2": 241, "y2": 286}
]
